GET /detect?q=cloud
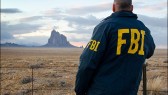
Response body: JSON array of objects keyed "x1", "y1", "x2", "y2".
[
  {"x1": 19, "y1": 16, "x2": 45, "y2": 22},
  {"x1": 138, "y1": 15, "x2": 167, "y2": 27},
  {"x1": 67, "y1": 3, "x2": 112, "y2": 15},
  {"x1": 43, "y1": 8, "x2": 64, "y2": 16},
  {"x1": 1, "y1": 8, "x2": 22, "y2": 13},
  {"x1": 42, "y1": 11, "x2": 100, "y2": 31},
  {"x1": 1, "y1": 22, "x2": 14, "y2": 40},
  {"x1": 44, "y1": 3, "x2": 112, "y2": 15},
  {"x1": 149, "y1": 26, "x2": 167, "y2": 48},
  {"x1": 43, "y1": 1, "x2": 166, "y2": 16},
  {"x1": 62, "y1": 26, "x2": 94, "y2": 43},
  {"x1": 64, "y1": 15, "x2": 100, "y2": 27},
  {"x1": 137, "y1": 15, "x2": 167, "y2": 48},
  {"x1": 133, "y1": 1, "x2": 167, "y2": 18},
  {"x1": 60, "y1": 15, "x2": 100, "y2": 43},
  {"x1": 1, "y1": 21, "x2": 42, "y2": 41},
  {"x1": 136, "y1": 2, "x2": 167, "y2": 11},
  {"x1": 63, "y1": 27, "x2": 93, "y2": 34},
  {"x1": 63, "y1": 32, "x2": 91, "y2": 43},
  {"x1": 1, "y1": 31, "x2": 14, "y2": 40}
]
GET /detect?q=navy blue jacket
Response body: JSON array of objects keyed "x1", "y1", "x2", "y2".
[{"x1": 75, "y1": 11, "x2": 155, "y2": 95}]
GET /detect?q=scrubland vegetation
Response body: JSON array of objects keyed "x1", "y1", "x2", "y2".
[{"x1": 1, "y1": 48, "x2": 167, "y2": 95}]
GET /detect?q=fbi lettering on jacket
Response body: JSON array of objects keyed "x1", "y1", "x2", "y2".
[
  {"x1": 117, "y1": 28, "x2": 145, "y2": 55},
  {"x1": 86, "y1": 28, "x2": 145, "y2": 56},
  {"x1": 86, "y1": 40, "x2": 100, "y2": 52}
]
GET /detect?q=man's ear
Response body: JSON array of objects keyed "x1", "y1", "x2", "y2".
[{"x1": 112, "y1": 4, "x2": 115, "y2": 12}]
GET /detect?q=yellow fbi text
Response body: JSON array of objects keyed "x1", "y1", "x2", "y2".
[
  {"x1": 86, "y1": 40, "x2": 100, "y2": 52},
  {"x1": 117, "y1": 29, "x2": 145, "y2": 55}
]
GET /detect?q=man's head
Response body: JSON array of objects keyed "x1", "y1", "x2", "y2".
[{"x1": 113, "y1": 0, "x2": 133, "y2": 12}]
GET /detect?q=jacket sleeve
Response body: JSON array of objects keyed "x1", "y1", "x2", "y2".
[
  {"x1": 75, "y1": 23, "x2": 109, "y2": 95},
  {"x1": 145, "y1": 28, "x2": 156, "y2": 59}
]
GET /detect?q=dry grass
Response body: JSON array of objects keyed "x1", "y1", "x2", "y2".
[
  {"x1": 1, "y1": 48, "x2": 81, "y2": 95},
  {"x1": 147, "y1": 76, "x2": 165, "y2": 95},
  {"x1": 0, "y1": 48, "x2": 167, "y2": 95}
]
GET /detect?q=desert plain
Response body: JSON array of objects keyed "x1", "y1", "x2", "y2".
[{"x1": 0, "y1": 48, "x2": 167, "y2": 95}]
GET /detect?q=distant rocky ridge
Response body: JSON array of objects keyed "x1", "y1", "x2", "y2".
[
  {"x1": 0, "y1": 42, "x2": 26, "y2": 47},
  {"x1": 43, "y1": 29, "x2": 76, "y2": 47}
]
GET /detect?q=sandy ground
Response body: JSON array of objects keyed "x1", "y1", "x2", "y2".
[{"x1": 0, "y1": 48, "x2": 167, "y2": 95}]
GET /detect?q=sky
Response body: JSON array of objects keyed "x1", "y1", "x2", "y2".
[{"x1": 1, "y1": 0, "x2": 167, "y2": 48}]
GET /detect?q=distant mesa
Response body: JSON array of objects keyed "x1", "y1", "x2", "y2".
[{"x1": 43, "y1": 29, "x2": 76, "y2": 48}]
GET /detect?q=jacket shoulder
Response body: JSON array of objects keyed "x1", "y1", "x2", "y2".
[{"x1": 95, "y1": 19, "x2": 116, "y2": 30}]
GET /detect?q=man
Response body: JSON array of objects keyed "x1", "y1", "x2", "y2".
[{"x1": 75, "y1": 0, "x2": 155, "y2": 95}]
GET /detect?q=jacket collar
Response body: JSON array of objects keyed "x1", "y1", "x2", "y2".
[{"x1": 104, "y1": 11, "x2": 138, "y2": 20}]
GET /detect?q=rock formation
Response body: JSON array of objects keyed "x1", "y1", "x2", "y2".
[{"x1": 44, "y1": 29, "x2": 75, "y2": 47}]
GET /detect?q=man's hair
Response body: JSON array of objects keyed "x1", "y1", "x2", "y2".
[{"x1": 114, "y1": 0, "x2": 132, "y2": 10}]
